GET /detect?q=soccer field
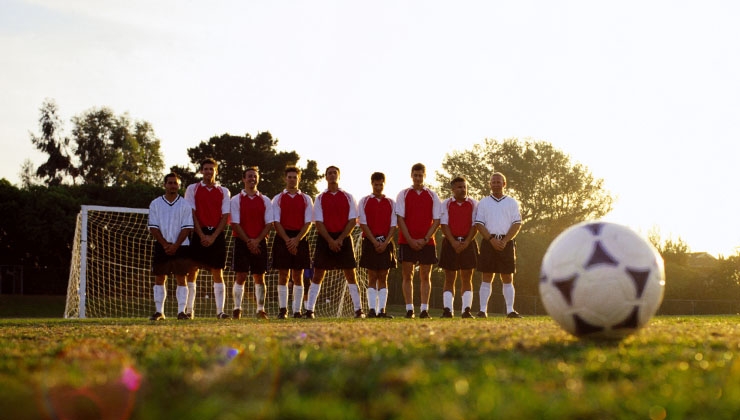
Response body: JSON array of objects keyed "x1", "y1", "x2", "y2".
[{"x1": 0, "y1": 315, "x2": 738, "y2": 419}]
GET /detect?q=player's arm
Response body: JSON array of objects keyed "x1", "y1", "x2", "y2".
[
  {"x1": 149, "y1": 227, "x2": 169, "y2": 248},
  {"x1": 502, "y1": 222, "x2": 522, "y2": 244},
  {"x1": 359, "y1": 223, "x2": 378, "y2": 246},
  {"x1": 423, "y1": 219, "x2": 440, "y2": 246},
  {"x1": 172, "y1": 227, "x2": 193, "y2": 254}
]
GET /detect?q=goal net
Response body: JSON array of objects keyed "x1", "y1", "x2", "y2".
[{"x1": 64, "y1": 205, "x2": 369, "y2": 319}]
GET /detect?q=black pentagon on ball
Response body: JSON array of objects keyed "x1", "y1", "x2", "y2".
[
  {"x1": 585, "y1": 240, "x2": 619, "y2": 269},
  {"x1": 552, "y1": 275, "x2": 577, "y2": 306},
  {"x1": 573, "y1": 313, "x2": 604, "y2": 336},
  {"x1": 584, "y1": 222, "x2": 606, "y2": 236},
  {"x1": 625, "y1": 268, "x2": 651, "y2": 298}
]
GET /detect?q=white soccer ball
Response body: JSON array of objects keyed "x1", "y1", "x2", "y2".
[{"x1": 539, "y1": 221, "x2": 665, "y2": 340}]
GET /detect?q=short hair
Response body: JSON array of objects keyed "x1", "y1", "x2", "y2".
[
  {"x1": 370, "y1": 172, "x2": 385, "y2": 182},
  {"x1": 285, "y1": 166, "x2": 302, "y2": 176},
  {"x1": 326, "y1": 165, "x2": 340, "y2": 175},
  {"x1": 411, "y1": 163, "x2": 426, "y2": 173},
  {"x1": 163, "y1": 172, "x2": 180, "y2": 184},
  {"x1": 243, "y1": 166, "x2": 259, "y2": 177},
  {"x1": 492, "y1": 172, "x2": 507, "y2": 183},
  {"x1": 450, "y1": 176, "x2": 466, "y2": 186},
  {"x1": 200, "y1": 157, "x2": 218, "y2": 170}
]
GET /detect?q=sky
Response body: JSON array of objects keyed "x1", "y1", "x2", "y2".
[{"x1": 2, "y1": 0, "x2": 739, "y2": 257}]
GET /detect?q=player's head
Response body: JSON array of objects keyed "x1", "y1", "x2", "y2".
[
  {"x1": 284, "y1": 166, "x2": 301, "y2": 189},
  {"x1": 370, "y1": 172, "x2": 385, "y2": 183},
  {"x1": 490, "y1": 172, "x2": 507, "y2": 193},
  {"x1": 450, "y1": 176, "x2": 467, "y2": 200},
  {"x1": 163, "y1": 172, "x2": 181, "y2": 185},
  {"x1": 325, "y1": 166, "x2": 340, "y2": 184},
  {"x1": 411, "y1": 163, "x2": 425, "y2": 187},
  {"x1": 370, "y1": 172, "x2": 385, "y2": 195},
  {"x1": 199, "y1": 158, "x2": 218, "y2": 182},
  {"x1": 411, "y1": 163, "x2": 426, "y2": 175},
  {"x1": 243, "y1": 166, "x2": 260, "y2": 187},
  {"x1": 163, "y1": 173, "x2": 181, "y2": 193}
]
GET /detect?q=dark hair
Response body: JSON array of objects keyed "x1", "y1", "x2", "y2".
[
  {"x1": 285, "y1": 166, "x2": 302, "y2": 176},
  {"x1": 411, "y1": 163, "x2": 426, "y2": 173},
  {"x1": 370, "y1": 172, "x2": 385, "y2": 182},
  {"x1": 243, "y1": 166, "x2": 259, "y2": 177},
  {"x1": 164, "y1": 172, "x2": 180, "y2": 184},
  {"x1": 326, "y1": 165, "x2": 340, "y2": 175},
  {"x1": 450, "y1": 176, "x2": 466, "y2": 186},
  {"x1": 200, "y1": 157, "x2": 218, "y2": 170}
]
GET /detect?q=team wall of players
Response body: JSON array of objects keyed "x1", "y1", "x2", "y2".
[{"x1": 146, "y1": 159, "x2": 522, "y2": 321}]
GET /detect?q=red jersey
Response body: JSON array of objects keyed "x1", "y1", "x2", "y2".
[
  {"x1": 272, "y1": 190, "x2": 313, "y2": 231},
  {"x1": 230, "y1": 191, "x2": 274, "y2": 238},
  {"x1": 358, "y1": 195, "x2": 396, "y2": 237},
  {"x1": 395, "y1": 187, "x2": 442, "y2": 245},
  {"x1": 314, "y1": 189, "x2": 358, "y2": 233},
  {"x1": 185, "y1": 182, "x2": 231, "y2": 227},
  {"x1": 442, "y1": 197, "x2": 478, "y2": 238}
]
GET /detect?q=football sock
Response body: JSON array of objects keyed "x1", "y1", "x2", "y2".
[
  {"x1": 176, "y1": 285, "x2": 188, "y2": 313},
  {"x1": 233, "y1": 283, "x2": 244, "y2": 310},
  {"x1": 277, "y1": 285, "x2": 288, "y2": 309},
  {"x1": 406, "y1": 303, "x2": 414, "y2": 311},
  {"x1": 443, "y1": 290, "x2": 454, "y2": 311},
  {"x1": 153, "y1": 285, "x2": 165, "y2": 313},
  {"x1": 306, "y1": 283, "x2": 321, "y2": 311},
  {"x1": 292, "y1": 285, "x2": 304, "y2": 313},
  {"x1": 479, "y1": 282, "x2": 492, "y2": 312},
  {"x1": 420, "y1": 303, "x2": 429, "y2": 311},
  {"x1": 378, "y1": 288, "x2": 388, "y2": 311},
  {"x1": 503, "y1": 283, "x2": 515, "y2": 313},
  {"x1": 186, "y1": 282, "x2": 196, "y2": 315},
  {"x1": 255, "y1": 284, "x2": 265, "y2": 311},
  {"x1": 348, "y1": 284, "x2": 361, "y2": 311},
  {"x1": 462, "y1": 290, "x2": 473, "y2": 311},
  {"x1": 367, "y1": 287, "x2": 377, "y2": 312},
  {"x1": 214, "y1": 283, "x2": 225, "y2": 314}
]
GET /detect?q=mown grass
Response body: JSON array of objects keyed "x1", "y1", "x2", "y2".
[{"x1": 0, "y1": 315, "x2": 738, "y2": 419}]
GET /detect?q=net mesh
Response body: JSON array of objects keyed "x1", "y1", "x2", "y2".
[{"x1": 64, "y1": 205, "x2": 369, "y2": 319}]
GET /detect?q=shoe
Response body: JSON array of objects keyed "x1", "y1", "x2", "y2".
[
  {"x1": 277, "y1": 308, "x2": 288, "y2": 319},
  {"x1": 378, "y1": 309, "x2": 394, "y2": 319},
  {"x1": 355, "y1": 309, "x2": 366, "y2": 319},
  {"x1": 304, "y1": 310, "x2": 315, "y2": 319},
  {"x1": 216, "y1": 312, "x2": 230, "y2": 319},
  {"x1": 185, "y1": 312, "x2": 194, "y2": 319},
  {"x1": 507, "y1": 311, "x2": 522, "y2": 319},
  {"x1": 293, "y1": 311, "x2": 303, "y2": 319},
  {"x1": 177, "y1": 312, "x2": 190, "y2": 320},
  {"x1": 442, "y1": 308, "x2": 453, "y2": 318},
  {"x1": 462, "y1": 307, "x2": 475, "y2": 319},
  {"x1": 368, "y1": 308, "x2": 377, "y2": 318},
  {"x1": 149, "y1": 312, "x2": 165, "y2": 321},
  {"x1": 232, "y1": 308, "x2": 242, "y2": 320},
  {"x1": 477, "y1": 311, "x2": 488, "y2": 318},
  {"x1": 405, "y1": 310, "x2": 415, "y2": 319},
  {"x1": 256, "y1": 310, "x2": 268, "y2": 319},
  {"x1": 419, "y1": 310, "x2": 432, "y2": 319}
]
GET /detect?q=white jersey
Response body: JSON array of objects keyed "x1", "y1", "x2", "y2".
[
  {"x1": 148, "y1": 195, "x2": 194, "y2": 245},
  {"x1": 474, "y1": 195, "x2": 522, "y2": 236}
]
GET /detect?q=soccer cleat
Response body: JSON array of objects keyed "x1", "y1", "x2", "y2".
[
  {"x1": 216, "y1": 312, "x2": 230, "y2": 319},
  {"x1": 232, "y1": 308, "x2": 242, "y2": 320},
  {"x1": 405, "y1": 310, "x2": 415, "y2": 319},
  {"x1": 461, "y1": 307, "x2": 475, "y2": 319},
  {"x1": 442, "y1": 308, "x2": 453, "y2": 318},
  {"x1": 367, "y1": 308, "x2": 377, "y2": 318},
  {"x1": 293, "y1": 311, "x2": 303, "y2": 319},
  {"x1": 256, "y1": 310, "x2": 268, "y2": 319},
  {"x1": 149, "y1": 312, "x2": 165, "y2": 321},
  {"x1": 355, "y1": 309, "x2": 366, "y2": 319},
  {"x1": 507, "y1": 310, "x2": 522, "y2": 319},
  {"x1": 378, "y1": 309, "x2": 394, "y2": 319},
  {"x1": 477, "y1": 311, "x2": 488, "y2": 318},
  {"x1": 419, "y1": 310, "x2": 432, "y2": 319},
  {"x1": 277, "y1": 308, "x2": 288, "y2": 319},
  {"x1": 304, "y1": 310, "x2": 315, "y2": 319},
  {"x1": 177, "y1": 312, "x2": 190, "y2": 320}
]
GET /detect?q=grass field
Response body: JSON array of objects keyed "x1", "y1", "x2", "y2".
[{"x1": 0, "y1": 300, "x2": 739, "y2": 420}]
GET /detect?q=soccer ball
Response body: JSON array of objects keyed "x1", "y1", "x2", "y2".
[{"x1": 539, "y1": 221, "x2": 665, "y2": 340}]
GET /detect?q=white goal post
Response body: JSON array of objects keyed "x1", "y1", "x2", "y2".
[{"x1": 64, "y1": 205, "x2": 369, "y2": 319}]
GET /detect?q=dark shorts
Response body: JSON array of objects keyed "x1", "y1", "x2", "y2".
[
  {"x1": 271, "y1": 230, "x2": 312, "y2": 270},
  {"x1": 476, "y1": 239, "x2": 516, "y2": 274},
  {"x1": 438, "y1": 238, "x2": 478, "y2": 271},
  {"x1": 398, "y1": 243, "x2": 438, "y2": 265},
  {"x1": 152, "y1": 244, "x2": 193, "y2": 276},
  {"x1": 359, "y1": 237, "x2": 397, "y2": 270},
  {"x1": 232, "y1": 238, "x2": 268, "y2": 274},
  {"x1": 190, "y1": 227, "x2": 227, "y2": 270},
  {"x1": 313, "y1": 232, "x2": 356, "y2": 270}
]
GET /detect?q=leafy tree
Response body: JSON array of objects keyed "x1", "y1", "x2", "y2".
[
  {"x1": 29, "y1": 99, "x2": 76, "y2": 185},
  {"x1": 175, "y1": 131, "x2": 321, "y2": 197},
  {"x1": 436, "y1": 138, "x2": 613, "y2": 236}
]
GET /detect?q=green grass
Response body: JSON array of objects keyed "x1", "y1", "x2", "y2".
[{"x1": 1, "y1": 314, "x2": 739, "y2": 420}]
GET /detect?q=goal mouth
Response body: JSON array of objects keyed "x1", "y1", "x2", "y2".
[{"x1": 65, "y1": 205, "x2": 369, "y2": 319}]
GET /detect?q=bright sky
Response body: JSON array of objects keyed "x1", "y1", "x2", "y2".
[{"x1": 2, "y1": 0, "x2": 739, "y2": 257}]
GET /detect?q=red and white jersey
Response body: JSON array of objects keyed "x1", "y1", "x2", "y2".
[
  {"x1": 272, "y1": 190, "x2": 313, "y2": 231},
  {"x1": 395, "y1": 187, "x2": 442, "y2": 245},
  {"x1": 148, "y1": 195, "x2": 194, "y2": 245},
  {"x1": 313, "y1": 189, "x2": 358, "y2": 233},
  {"x1": 185, "y1": 181, "x2": 231, "y2": 227},
  {"x1": 358, "y1": 194, "x2": 396, "y2": 238},
  {"x1": 230, "y1": 190, "x2": 274, "y2": 238},
  {"x1": 474, "y1": 195, "x2": 522, "y2": 235},
  {"x1": 441, "y1": 197, "x2": 478, "y2": 238}
]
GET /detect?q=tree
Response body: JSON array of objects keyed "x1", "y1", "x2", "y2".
[
  {"x1": 436, "y1": 138, "x2": 613, "y2": 236},
  {"x1": 175, "y1": 131, "x2": 321, "y2": 197},
  {"x1": 29, "y1": 99, "x2": 76, "y2": 185}
]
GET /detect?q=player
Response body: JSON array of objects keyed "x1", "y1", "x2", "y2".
[
  {"x1": 272, "y1": 166, "x2": 314, "y2": 319},
  {"x1": 184, "y1": 157, "x2": 232, "y2": 319},
  {"x1": 358, "y1": 172, "x2": 397, "y2": 318},
  {"x1": 147, "y1": 173, "x2": 194, "y2": 321},
  {"x1": 396, "y1": 163, "x2": 442, "y2": 319},
  {"x1": 230, "y1": 167, "x2": 274, "y2": 320},
  {"x1": 304, "y1": 165, "x2": 363, "y2": 319},
  {"x1": 438, "y1": 176, "x2": 478, "y2": 318},
  {"x1": 475, "y1": 172, "x2": 523, "y2": 318}
]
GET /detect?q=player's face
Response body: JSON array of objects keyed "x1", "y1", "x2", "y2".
[
  {"x1": 285, "y1": 172, "x2": 299, "y2": 189},
  {"x1": 371, "y1": 180, "x2": 384, "y2": 196},
  {"x1": 164, "y1": 177, "x2": 180, "y2": 194},
  {"x1": 201, "y1": 163, "x2": 216, "y2": 183},
  {"x1": 451, "y1": 181, "x2": 467, "y2": 200},
  {"x1": 411, "y1": 170, "x2": 425, "y2": 188},
  {"x1": 243, "y1": 170, "x2": 259, "y2": 188},
  {"x1": 490, "y1": 174, "x2": 505, "y2": 194},
  {"x1": 325, "y1": 168, "x2": 339, "y2": 184}
]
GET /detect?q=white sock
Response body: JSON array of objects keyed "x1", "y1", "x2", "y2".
[
  {"x1": 503, "y1": 283, "x2": 515, "y2": 314},
  {"x1": 378, "y1": 288, "x2": 388, "y2": 311},
  {"x1": 176, "y1": 285, "x2": 188, "y2": 313},
  {"x1": 406, "y1": 303, "x2": 414, "y2": 311},
  {"x1": 479, "y1": 282, "x2": 492, "y2": 312},
  {"x1": 348, "y1": 283, "x2": 361, "y2": 311},
  {"x1": 278, "y1": 284, "x2": 288, "y2": 309},
  {"x1": 462, "y1": 291, "x2": 473, "y2": 311},
  {"x1": 214, "y1": 283, "x2": 225, "y2": 314},
  {"x1": 186, "y1": 282, "x2": 196, "y2": 314},
  {"x1": 420, "y1": 303, "x2": 428, "y2": 311},
  {"x1": 306, "y1": 283, "x2": 321, "y2": 311},
  {"x1": 233, "y1": 283, "x2": 244, "y2": 310},
  {"x1": 255, "y1": 284, "x2": 265, "y2": 311},
  {"x1": 443, "y1": 290, "x2": 454, "y2": 312},
  {"x1": 154, "y1": 285, "x2": 166, "y2": 313},
  {"x1": 292, "y1": 285, "x2": 304, "y2": 313},
  {"x1": 367, "y1": 287, "x2": 378, "y2": 312}
]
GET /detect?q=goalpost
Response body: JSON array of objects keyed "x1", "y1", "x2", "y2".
[{"x1": 64, "y1": 205, "x2": 369, "y2": 319}]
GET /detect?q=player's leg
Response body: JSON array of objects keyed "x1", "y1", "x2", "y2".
[
  {"x1": 366, "y1": 270, "x2": 379, "y2": 317},
  {"x1": 175, "y1": 273, "x2": 189, "y2": 318},
  {"x1": 376, "y1": 268, "x2": 392, "y2": 318},
  {"x1": 344, "y1": 268, "x2": 364, "y2": 318},
  {"x1": 185, "y1": 266, "x2": 198, "y2": 318},
  {"x1": 419, "y1": 263, "x2": 432, "y2": 318},
  {"x1": 232, "y1": 272, "x2": 247, "y2": 319},
  {"x1": 401, "y1": 261, "x2": 415, "y2": 317},
  {"x1": 478, "y1": 272, "x2": 494, "y2": 317},
  {"x1": 291, "y1": 269, "x2": 305, "y2": 317},
  {"x1": 212, "y1": 268, "x2": 228, "y2": 319},
  {"x1": 502, "y1": 273, "x2": 520, "y2": 317},
  {"x1": 304, "y1": 269, "x2": 326, "y2": 318},
  {"x1": 442, "y1": 270, "x2": 456, "y2": 318},
  {"x1": 460, "y1": 268, "x2": 475, "y2": 318},
  {"x1": 151, "y1": 274, "x2": 167, "y2": 320}
]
